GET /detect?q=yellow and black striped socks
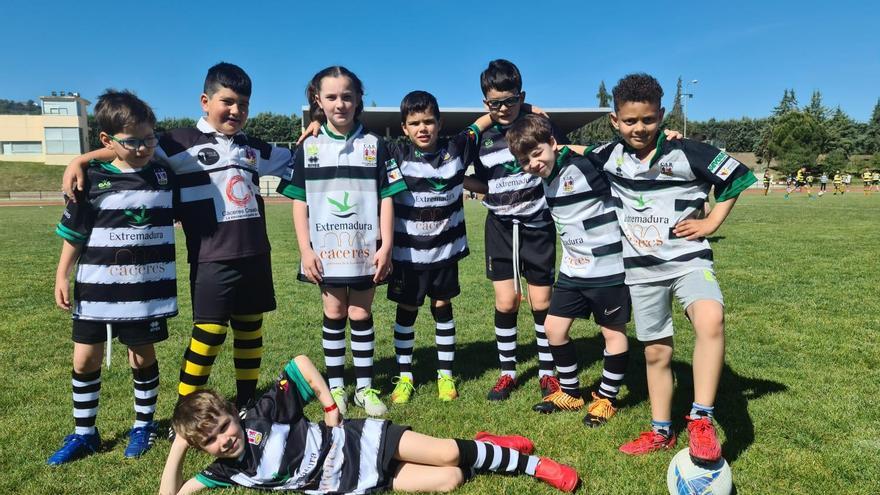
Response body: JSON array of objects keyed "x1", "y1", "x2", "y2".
[
  {"x1": 231, "y1": 313, "x2": 263, "y2": 407},
  {"x1": 178, "y1": 322, "x2": 228, "y2": 400}
]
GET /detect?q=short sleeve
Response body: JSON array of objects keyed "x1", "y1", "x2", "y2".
[
  {"x1": 379, "y1": 139, "x2": 407, "y2": 198},
  {"x1": 196, "y1": 462, "x2": 236, "y2": 488},
  {"x1": 276, "y1": 143, "x2": 306, "y2": 201},
  {"x1": 687, "y1": 142, "x2": 757, "y2": 202},
  {"x1": 259, "y1": 144, "x2": 293, "y2": 179},
  {"x1": 56, "y1": 187, "x2": 92, "y2": 244},
  {"x1": 451, "y1": 124, "x2": 481, "y2": 166},
  {"x1": 250, "y1": 360, "x2": 313, "y2": 424}
]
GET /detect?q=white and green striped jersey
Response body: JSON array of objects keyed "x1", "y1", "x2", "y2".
[
  {"x1": 542, "y1": 147, "x2": 624, "y2": 288},
  {"x1": 56, "y1": 160, "x2": 178, "y2": 321},
  {"x1": 588, "y1": 138, "x2": 757, "y2": 284},
  {"x1": 277, "y1": 124, "x2": 406, "y2": 285}
]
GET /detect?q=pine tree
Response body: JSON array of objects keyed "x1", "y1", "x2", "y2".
[
  {"x1": 804, "y1": 90, "x2": 828, "y2": 122},
  {"x1": 665, "y1": 77, "x2": 684, "y2": 132},
  {"x1": 596, "y1": 81, "x2": 611, "y2": 107}
]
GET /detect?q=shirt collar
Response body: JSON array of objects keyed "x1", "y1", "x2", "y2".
[{"x1": 321, "y1": 122, "x2": 363, "y2": 141}]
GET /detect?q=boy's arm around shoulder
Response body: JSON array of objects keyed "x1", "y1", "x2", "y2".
[
  {"x1": 62, "y1": 148, "x2": 115, "y2": 201},
  {"x1": 159, "y1": 436, "x2": 206, "y2": 495}
]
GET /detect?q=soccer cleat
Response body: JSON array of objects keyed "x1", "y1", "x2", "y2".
[
  {"x1": 330, "y1": 387, "x2": 348, "y2": 416},
  {"x1": 534, "y1": 457, "x2": 579, "y2": 492},
  {"x1": 686, "y1": 415, "x2": 722, "y2": 465},
  {"x1": 354, "y1": 387, "x2": 387, "y2": 417},
  {"x1": 47, "y1": 431, "x2": 101, "y2": 465},
  {"x1": 583, "y1": 392, "x2": 617, "y2": 428},
  {"x1": 124, "y1": 422, "x2": 158, "y2": 459},
  {"x1": 539, "y1": 375, "x2": 561, "y2": 397},
  {"x1": 619, "y1": 430, "x2": 676, "y2": 456},
  {"x1": 532, "y1": 390, "x2": 585, "y2": 414},
  {"x1": 437, "y1": 373, "x2": 458, "y2": 401},
  {"x1": 475, "y1": 431, "x2": 535, "y2": 455},
  {"x1": 487, "y1": 374, "x2": 517, "y2": 401},
  {"x1": 390, "y1": 376, "x2": 415, "y2": 404}
]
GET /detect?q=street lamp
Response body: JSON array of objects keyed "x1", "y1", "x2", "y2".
[{"x1": 682, "y1": 79, "x2": 698, "y2": 138}]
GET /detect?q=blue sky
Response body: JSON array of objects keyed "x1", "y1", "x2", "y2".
[{"x1": 4, "y1": 0, "x2": 879, "y2": 122}]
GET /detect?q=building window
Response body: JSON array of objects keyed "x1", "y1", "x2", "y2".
[
  {"x1": 43, "y1": 101, "x2": 77, "y2": 116},
  {"x1": 45, "y1": 128, "x2": 81, "y2": 154},
  {"x1": 1, "y1": 142, "x2": 43, "y2": 155}
]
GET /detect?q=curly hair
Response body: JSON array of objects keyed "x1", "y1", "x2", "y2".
[{"x1": 611, "y1": 73, "x2": 663, "y2": 111}]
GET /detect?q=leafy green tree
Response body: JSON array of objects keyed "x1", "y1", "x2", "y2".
[
  {"x1": 821, "y1": 148, "x2": 848, "y2": 173},
  {"x1": 596, "y1": 81, "x2": 611, "y2": 108},
  {"x1": 804, "y1": 90, "x2": 828, "y2": 122},
  {"x1": 0, "y1": 99, "x2": 41, "y2": 115},
  {"x1": 155, "y1": 117, "x2": 198, "y2": 133},
  {"x1": 665, "y1": 77, "x2": 684, "y2": 133},
  {"x1": 773, "y1": 89, "x2": 799, "y2": 116},
  {"x1": 868, "y1": 98, "x2": 880, "y2": 153},
  {"x1": 768, "y1": 111, "x2": 824, "y2": 174},
  {"x1": 823, "y1": 107, "x2": 859, "y2": 155},
  {"x1": 243, "y1": 112, "x2": 301, "y2": 143}
]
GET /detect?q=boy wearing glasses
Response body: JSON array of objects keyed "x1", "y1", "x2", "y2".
[
  {"x1": 63, "y1": 63, "x2": 293, "y2": 414},
  {"x1": 49, "y1": 90, "x2": 178, "y2": 464},
  {"x1": 473, "y1": 59, "x2": 569, "y2": 401}
]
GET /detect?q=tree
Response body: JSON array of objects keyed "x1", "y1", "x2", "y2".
[
  {"x1": 868, "y1": 98, "x2": 880, "y2": 153},
  {"x1": 804, "y1": 90, "x2": 828, "y2": 122},
  {"x1": 242, "y1": 112, "x2": 301, "y2": 143},
  {"x1": 665, "y1": 77, "x2": 684, "y2": 133},
  {"x1": 821, "y1": 148, "x2": 848, "y2": 173},
  {"x1": 596, "y1": 81, "x2": 611, "y2": 107},
  {"x1": 773, "y1": 89, "x2": 799, "y2": 116},
  {"x1": 823, "y1": 107, "x2": 859, "y2": 155},
  {"x1": 768, "y1": 111, "x2": 824, "y2": 174},
  {"x1": 0, "y1": 99, "x2": 41, "y2": 115}
]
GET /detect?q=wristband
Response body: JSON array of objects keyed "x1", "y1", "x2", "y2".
[{"x1": 323, "y1": 403, "x2": 338, "y2": 412}]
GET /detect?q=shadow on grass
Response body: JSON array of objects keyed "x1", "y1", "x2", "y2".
[{"x1": 619, "y1": 338, "x2": 787, "y2": 464}]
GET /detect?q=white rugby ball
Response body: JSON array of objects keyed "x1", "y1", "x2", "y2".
[{"x1": 666, "y1": 448, "x2": 733, "y2": 495}]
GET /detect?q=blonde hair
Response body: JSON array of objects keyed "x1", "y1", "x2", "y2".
[{"x1": 171, "y1": 390, "x2": 238, "y2": 447}]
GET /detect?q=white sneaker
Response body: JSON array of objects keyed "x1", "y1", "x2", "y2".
[
  {"x1": 354, "y1": 387, "x2": 387, "y2": 417},
  {"x1": 330, "y1": 387, "x2": 348, "y2": 416}
]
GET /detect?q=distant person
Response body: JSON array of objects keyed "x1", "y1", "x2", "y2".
[
  {"x1": 762, "y1": 170, "x2": 772, "y2": 196},
  {"x1": 873, "y1": 171, "x2": 880, "y2": 192},
  {"x1": 805, "y1": 172, "x2": 815, "y2": 199},
  {"x1": 844, "y1": 173, "x2": 852, "y2": 193},
  {"x1": 818, "y1": 172, "x2": 828, "y2": 197},
  {"x1": 863, "y1": 168, "x2": 873, "y2": 196},
  {"x1": 833, "y1": 171, "x2": 844, "y2": 195},
  {"x1": 48, "y1": 90, "x2": 177, "y2": 465}
]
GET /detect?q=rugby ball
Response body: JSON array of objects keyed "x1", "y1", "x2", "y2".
[{"x1": 666, "y1": 448, "x2": 732, "y2": 495}]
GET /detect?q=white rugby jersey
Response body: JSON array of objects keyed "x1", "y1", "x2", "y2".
[
  {"x1": 389, "y1": 125, "x2": 480, "y2": 270},
  {"x1": 197, "y1": 362, "x2": 397, "y2": 493},
  {"x1": 277, "y1": 124, "x2": 407, "y2": 285},
  {"x1": 474, "y1": 117, "x2": 568, "y2": 227},
  {"x1": 56, "y1": 161, "x2": 178, "y2": 321},
  {"x1": 588, "y1": 138, "x2": 757, "y2": 283},
  {"x1": 542, "y1": 147, "x2": 624, "y2": 288},
  {"x1": 157, "y1": 118, "x2": 292, "y2": 263}
]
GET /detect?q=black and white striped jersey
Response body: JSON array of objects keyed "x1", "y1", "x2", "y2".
[
  {"x1": 542, "y1": 147, "x2": 624, "y2": 288},
  {"x1": 157, "y1": 118, "x2": 292, "y2": 263},
  {"x1": 474, "y1": 118, "x2": 567, "y2": 227},
  {"x1": 389, "y1": 125, "x2": 480, "y2": 270},
  {"x1": 196, "y1": 362, "x2": 397, "y2": 493},
  {"x1": 56, "y1": 160, "x2": 178, "y2": 321},
  {"x1": 588, "y1": 138, "x2": 757, "y2": 283},
  {"x1": 276, "y1": 124, "x2": 407, "y2": 285}
]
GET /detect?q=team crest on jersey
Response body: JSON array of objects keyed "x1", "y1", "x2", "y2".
[
  {"x1": 243, "y1": 146, "x2": 257, "y2": 166},
  {"x1": 615, "y1": 156, "x2": 624, "y2": 175},
  {"x1": 306, "y1": 144, "x2": 320, "y2": 167},
  {"x1": 363, "y1": 144, "x2": 377, "y2": 165},
  {"x1": 483, "y1": 139, "x2": 494, "y2": 148},
  {"x1": 562, "y1": 176, "x2": 575, "y2": 193},
  {"x1": 98, "y1": 179, "x2": 112, "y2": 190},
  {"x1": 154, "y1": 168, "x2": 169, "y2": 185},
  {"x1": 246, "y1": 428, "x2": 263, "y2": 446},
  {"x1": 198, "y1": 148, "x2": 221, "y2": 165},
  {"x1": 659, "y1": 162, "x2": 674, "y2": 176},
  {"x1": 443, "y1": 151, "x2": 452, "y2": 162},
  {"x1": 278, "y1": 379, "x2": 290, "y2": 392}
]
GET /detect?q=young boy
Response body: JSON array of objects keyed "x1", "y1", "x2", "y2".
[
  {"x1": 472, "y1": 59, "x2": 567, "y2": 401},
  {"x1": 63, "y1": 63, "x2": 293, "y2": 410},
  {"x1": 385, "y1": 91, "x2": 494, "y2": 404},
  {"x1": 585, "y1": 74, "x2": 756, "y2": 465},
  {"x1": 819, "y1": 172, "x2": 828, "y2": 196},
  {"x1": 862, "y1": 168, "x2": 873, "y2": 195},
  {"x1": 762, "y1": 170, "x2": 771, "y2": 196},
  {"x1": 49, "y1": 90, "x2": 177, "y2": 464},
  {"x1": 159, "y1": 355, "x2": 579, "y2": 494},
  {"x1": 506, "y1": 115, "x2": 631, "y2": 428},
  {"x1": 833, "y1": 171, "x2": 844, "y2": 195},
  {"x1": 805, "y1": 172, "x2": 815, "y2": 198}
]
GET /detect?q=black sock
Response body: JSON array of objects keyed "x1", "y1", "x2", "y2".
[
  {"x1": 494, "y1": 309, "x2": 518, "y2": 377},
  {"x1": 550, "y1": 341, "x2": 581, "y2": 398},
  {"x1": 597, "y1": 350, "x2": 628, "y2": 404}
]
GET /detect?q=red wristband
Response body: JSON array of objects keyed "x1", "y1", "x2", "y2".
[{"x1": 323, "y1": 403, "x2": 338, "y2": 412}]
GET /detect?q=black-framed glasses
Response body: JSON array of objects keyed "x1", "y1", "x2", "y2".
[
  {"x1": 110, "y1": 135, "x2": 159, "y2": 150},
  {"x1": 484, "y1": 94, "x2": 522, "y2": 110}
]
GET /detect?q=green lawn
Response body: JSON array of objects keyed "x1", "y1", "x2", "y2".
[
  {"x1": 0, "y1": 161, "x2": 65, "y2": 193},
  {"x1": 0, "y1": 193, "x2": 878, "y2": 494}
]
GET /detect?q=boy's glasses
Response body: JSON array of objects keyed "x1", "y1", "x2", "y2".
[
  {"x1": 110, "y1": 135, "x2": 159, "y2": 150},
  {"x1": 484, "y1": 94, "x2": 522, "y2": 110}
]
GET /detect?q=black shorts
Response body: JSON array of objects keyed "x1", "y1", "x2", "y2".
[
  {"x1": 484, "y1": 214, "x2": 555, "y2": 285},
  {"x1": 795, "y1": 181, "x2": 805, "y2": 188},
  {"x1": 190, "y1": 253, "x2": 276, "y2": 323},
  {"x1": 387, "y1": 263, "x2": 460, "y2": 307},
  {"x1": 72, "y1": 318, "x2": 169, "y2": 346},
  {"x1": 548, "y1": 283, "x2": 631, "y2": 327},
  {"x1": 379, "y1": 422, "x2": 412, "y2": 488}
]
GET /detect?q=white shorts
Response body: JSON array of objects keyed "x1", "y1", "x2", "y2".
[{"x1": 630, "y1": 268, "x2": 724, "y2": 342}]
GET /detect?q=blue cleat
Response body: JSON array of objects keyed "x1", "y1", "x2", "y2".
[
  {"x1": 47, "y1": 431, "x2": 101, "y2": 465},
  {"x1": 124, "y1": 422, "x2": 158, "y2": 459}
]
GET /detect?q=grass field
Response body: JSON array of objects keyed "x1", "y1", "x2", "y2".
[
  {"x1": 0, "y1": 161, "x2": 65, "y2": 193},
  {"x1": 0, "y1": 193, "x2": 878, "y2": 494}
]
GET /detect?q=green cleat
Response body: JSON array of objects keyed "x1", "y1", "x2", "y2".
[
  {"x1": 391, "y1": 376, "x2": 415, "y2": 404},
  {"x1": 437, "y1": 373, "x2": 458, "y2": 401}
]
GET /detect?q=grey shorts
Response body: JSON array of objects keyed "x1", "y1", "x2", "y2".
[{"x1": 630, "y1": 268, "x2": 724, "y2": 342}]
